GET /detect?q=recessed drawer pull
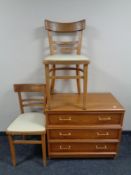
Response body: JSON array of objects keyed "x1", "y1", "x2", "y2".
[
  {"x1": 98, "y1": 116, "x2": 111, "y2": 121},
  {"x1": 96, "y1": 132, "x2": 109, "y2": 136},
  {"x1": 96, "y1": 145, "x2": 107, "y2": 150},
  {"x1": 59, "y1": 132, "x2": 71, "y2": 136},
  {"x1": 59, "y1": 117, "x2": 72, "y2": 121},
  {"x1": 59, "y1": 145, "x2": 71, "y2": 150}
]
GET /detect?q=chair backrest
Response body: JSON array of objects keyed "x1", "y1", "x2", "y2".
[
  {"x1": 14, "y1": 84, "x2": 46, "y2": 113},
  {"x1": 45, "y1": 19, "x2": 86, "y2": 55}
]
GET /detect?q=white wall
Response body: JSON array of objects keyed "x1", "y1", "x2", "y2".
[{"x1": 0, "y1": 0, "x2": 131, "y2": 130}]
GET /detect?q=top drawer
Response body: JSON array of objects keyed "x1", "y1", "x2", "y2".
[{"x1": 47, "y1": 113, "x2": 123, "y2": 125}]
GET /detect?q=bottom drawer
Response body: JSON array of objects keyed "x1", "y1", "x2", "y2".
[{"x1": 49, "y1": 142, "x2": 117, "y2": 153}]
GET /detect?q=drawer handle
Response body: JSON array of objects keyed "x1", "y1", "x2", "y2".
[
  {"x1": 96, "y1": 145, "x2": 107, "y2": 150},
  {"x1": 59, "y1": 145, "x2": 71, "y2": 150},
  {"x1": 59, "y1": 117, "x2": 72, "y2": 121},
  {"x1": 59, "y1": 132, "x2": 71, "y2": 136},
  {"x1": 96, "y1": 132, "x2": 109, "y2": 136},
  {"x1": 98, "y1": 116, "x2": 111, "y2": 121}
]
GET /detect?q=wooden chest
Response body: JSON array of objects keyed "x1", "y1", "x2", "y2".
[{"x1": 45, "y1": 93, "x2": 125, "y2": 158}]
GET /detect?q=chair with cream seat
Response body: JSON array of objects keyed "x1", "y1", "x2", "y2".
[
  {"x1": 44, "y1": 19, "x2": 90, "y2": 110},
  {"x1": 6, "y1": 84, "x2": 47, "y2": 166}
]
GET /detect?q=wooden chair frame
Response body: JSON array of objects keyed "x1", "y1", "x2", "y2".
[
  {"x1": 44, "y1": 19, "x2": 89, "y2": 109},
  {"x1": 6, "y1": 84, "x2": 47, "y2": 166}
]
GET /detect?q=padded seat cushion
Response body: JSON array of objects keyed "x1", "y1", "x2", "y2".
[
  {"x1": 7, "y1": 112, "x2": 45, "y2": 132},
  {"x1": 44, "y1": 54, "x2": 89, "y2": 61}
]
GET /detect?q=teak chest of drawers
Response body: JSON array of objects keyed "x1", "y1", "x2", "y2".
[{"x1": 45, "y1": 93, "x2": 125, "y2": 158}]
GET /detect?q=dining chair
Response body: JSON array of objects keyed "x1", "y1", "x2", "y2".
[
  {"x1": 6, "y1": 84, "x2": 47, "y2": 166},
  {"x1": 43, "y1": 19, "x2": 90, "y2": 110}
]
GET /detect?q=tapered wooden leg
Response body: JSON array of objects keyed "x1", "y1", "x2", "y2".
[
  {"x1": 50, "y1": 64, "x2": 56, "y2": 94},
  {"x1": 83, "y1": 64, "x2": 88, "y2": 110},
  {"x1": 45, "y1": 64, "x2": 51, "y2": 109},
  {"x1": 76, "y1": 64, "x2": 81, "y2": 94},
  {"x1": 8, "y1": 135, "x2": 16, "y2": 166},
  {"x1": 41, "y1": 134, "x2": 47, "y2": 166}
]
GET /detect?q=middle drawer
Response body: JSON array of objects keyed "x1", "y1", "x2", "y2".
[{"x1": 48, "y1": 129, "x2": 120, "y2": 140}]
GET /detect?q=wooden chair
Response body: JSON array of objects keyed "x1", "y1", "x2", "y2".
[
  {"x1": 6, "y1": 84, "x2": 47, "y2": 166},
  {"x1": 43, "y1": 19, "x2": 90, "y2": 110}
]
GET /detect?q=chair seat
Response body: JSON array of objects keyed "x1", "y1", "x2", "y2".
[
  {"x1": 7, "y1": 112, "x2": 45, "y2": 132},
  {"x1": 44, "y1": 54, "x2": 90, "y2": 64}
]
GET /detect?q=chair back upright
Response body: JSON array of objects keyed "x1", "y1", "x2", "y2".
[
  {"x1": 14, "y1": 84, "x2": 46, "y2": 114},
  {"x1": 45, "y1": 19, "x2": 86, "y2": 55}
]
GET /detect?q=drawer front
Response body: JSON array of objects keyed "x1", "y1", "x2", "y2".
[
  {"x1": 49, "y1": 143, "x2": 117, "y2": 152},
  {"x1": 48, "y1": 113, "x2": 122, "y2": 125},
  {"x1": 48, "y1": 129, "x2": 120, "y2": 139}
]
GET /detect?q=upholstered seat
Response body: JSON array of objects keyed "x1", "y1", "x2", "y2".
[
  {"x1": 7, "y1": 112, "x2": 45, "y2": 132},
  {"x1": 44, "y1": 54, "x2": 89, "y2": 62}
]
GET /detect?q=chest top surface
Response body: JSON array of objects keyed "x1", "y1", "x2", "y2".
[{"x1": 45, "y1": 93, "x2": 124, "y2": 112}]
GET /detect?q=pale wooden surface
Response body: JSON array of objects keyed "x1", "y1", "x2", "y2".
[{"x1": 45, "y1": 93, "x2": 124, "y2": 112}]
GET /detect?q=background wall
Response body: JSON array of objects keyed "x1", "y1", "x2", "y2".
[{"x1": 0, "y1": 0, "x2": 131, "y2": 130}]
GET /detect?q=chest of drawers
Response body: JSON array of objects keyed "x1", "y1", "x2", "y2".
[{"x1": 45, "y1": 93, "x2": 124, "y2": 158}]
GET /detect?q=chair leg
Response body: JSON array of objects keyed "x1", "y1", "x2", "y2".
[
  {"x1": 41, "y1": 134, "x2": 47, "y2": 166},
  {"x1": 83, "y1": 64, "x2": 88, "y2": 110},
  {"x1": 50, "y1": 64, "x2": 56, "y2": 94},
  {"x1": 45, "y1": 64, "x2": 51, "y2": 109},
  {"x1": 8, "y1": 135, "x2": 16, "y2": 166},
  {"x1": 76, "y1": 64, "x2": 81, "y2": 94}
]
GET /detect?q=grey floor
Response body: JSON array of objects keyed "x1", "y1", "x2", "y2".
[{"x1": 0, "y1": 133, "x2": 131, "y2": 175}]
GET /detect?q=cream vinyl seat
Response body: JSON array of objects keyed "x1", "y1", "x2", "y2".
[
  {"x1": 7, "y1": 112, "x2": 45, "y2": 132},
  {"x1": 44, "y1": 54, "x2": 89, "y2": 62}
]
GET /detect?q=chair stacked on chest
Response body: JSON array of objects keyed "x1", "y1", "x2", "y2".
[{"x1": 43, "y1": 19, "x2": 90, "y2": 110}]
